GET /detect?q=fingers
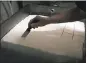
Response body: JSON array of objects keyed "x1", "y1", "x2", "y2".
[
  {"x1": 31, "y1": 23, "x2": 40, "y2": 28},
  {"x1": 31, "y1": 22, "x2": 45, "y2": 28},
  {"x1": 28, "y1": 16, "x2": 48, "y2": 29},
  {"x1": 28, "y1": 17, "x2": 40, "y2": 26}
]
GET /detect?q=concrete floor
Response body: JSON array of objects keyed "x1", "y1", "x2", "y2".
[{"x1": 1, "y1": 15, "x2": 85, "y2": 59}]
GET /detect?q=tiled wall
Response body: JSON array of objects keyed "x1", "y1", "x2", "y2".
[{"x1": 0, "y1": 1, "x2": 19, "y2": 24}]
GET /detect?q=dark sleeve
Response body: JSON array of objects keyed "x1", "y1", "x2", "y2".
[{"x1": 75, "y1": 1, "x2": 86, "y2": 12}]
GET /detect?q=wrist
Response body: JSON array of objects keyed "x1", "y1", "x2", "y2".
[{"x1": 48, "y1": 15, "x2": 62, "y2": 23}]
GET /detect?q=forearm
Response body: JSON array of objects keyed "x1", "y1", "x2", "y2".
[{"x1": 48, "y1": 7, "x2": 86, "y2": 23}]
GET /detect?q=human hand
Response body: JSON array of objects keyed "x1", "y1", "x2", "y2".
[{"x1": 28, "y1": 15, "x2": 50, "y2": 28}]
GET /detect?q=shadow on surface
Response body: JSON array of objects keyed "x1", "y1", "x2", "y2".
[{"x1": 0, "y1": 41, "x2": 83, "y2": 63}]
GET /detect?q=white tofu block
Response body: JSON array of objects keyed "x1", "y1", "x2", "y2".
[{"x1": 1, "y1": 15, "x2": 84, "y2": 59}]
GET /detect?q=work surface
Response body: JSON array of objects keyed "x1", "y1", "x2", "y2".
[{"x1": 1, "y1": 15, "x2": 85, "y2": 59}]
